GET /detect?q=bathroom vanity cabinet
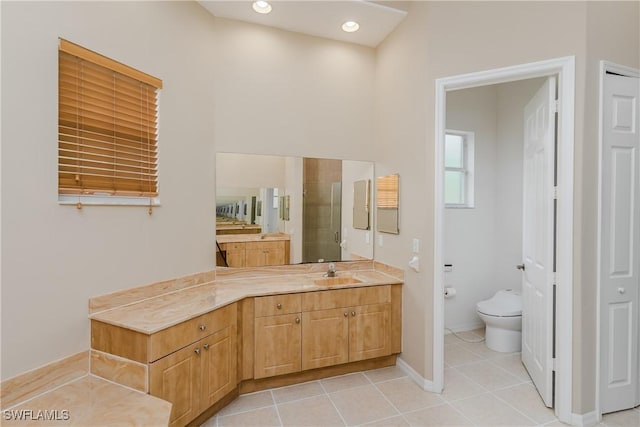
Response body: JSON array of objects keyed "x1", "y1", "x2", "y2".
[
  {"x1": 216, "y1": 234, "x2": 290, "y2": 267},
  {"x1": 90, "y1": 272, "x2": 401, "y2": 427}
]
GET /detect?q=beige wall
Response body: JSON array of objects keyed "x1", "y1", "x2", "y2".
[
  {"x1": 0, "y1": 1, "x2": 375, "y2": 380},
  {"x1": 374, "y1": 0, "x2": 636, "y2": 414}
]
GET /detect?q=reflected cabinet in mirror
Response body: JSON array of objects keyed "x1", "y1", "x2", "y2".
[
  {"x1": 215, "y1": 153, "x2": 374, "y2": 267},
  {"x1": 376, "y1": 174, "x2": 399, "y2": 234}
]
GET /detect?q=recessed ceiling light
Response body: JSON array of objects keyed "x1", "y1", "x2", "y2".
[
  {"x1": 342, "y1": 21, "x2": 360, "y2": 33},
  {"x1": 252, "y1": 1, "x2": 272, "y2": 15}
]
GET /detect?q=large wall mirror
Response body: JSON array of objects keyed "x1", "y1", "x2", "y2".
[{"x1": 216, "y1": 153, "x2": 374, "y2": 267}]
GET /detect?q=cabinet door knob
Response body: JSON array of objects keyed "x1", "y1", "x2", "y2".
[
  {"x1": 295, "y1": 317, "x2": 300, "y2": 324},
  {"x1": 618, "y1": 287, "x2": 626, "y2": 294},
  {"x1": 344, "y1": 312, "x2": 348, "y2": 317},
  {"x1": 199, "y1": 324, "x2": 206, "y2": 331},
  {"x1": 351, "y1": 311, "x2": 356, "y2": 317},
  {"x1": 276, "y1": 303, "x2": 282, "y2": 309},
  {"x1": 203, "y1": 344, "x2": 210, "y2": 350},
  {"x1": 194, "y1": 348, "x2": 200, "y2": 355}
]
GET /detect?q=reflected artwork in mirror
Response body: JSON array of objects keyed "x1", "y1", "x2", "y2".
[
  {"x1": 215, "y1": 153, "x2": 374, "y2": 267},
  {"x1": 376, "y1": 173, "x2": 399, "y2": 234}
]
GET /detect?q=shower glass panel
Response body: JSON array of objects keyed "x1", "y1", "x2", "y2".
[{"x1": 302, "y1": 158, "x2": 342, "y2": 263}]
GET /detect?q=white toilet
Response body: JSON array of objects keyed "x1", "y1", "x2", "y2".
[{"x1": 476, "y1": 289, "x2": 522, "y2": 353}]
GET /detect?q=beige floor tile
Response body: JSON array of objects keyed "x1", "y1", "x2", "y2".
[
  {"x1": 218, "y1": 406, "x2": 281, "y2": 427},
  {"x1": 321, "y1": 372, "x2": 370, "y2": 393},
  {"x1": 199, "y1": 416, "x2": 217, "y2": 427},
  {"x1": 456, "y1": 340, "x2": 503, "y2": 359},
  {"x1": 271, "y1": 381, "x2": 324, "y2": 404},
  {"x1": 451, "y1": 393, "x2": 535, "y2": 426},
  {"x1": 376, "y1": 377, "x2": 444, "y2": 413},
  {"x1": 493, "y1": 353, "x2": 531, "y2": 381},
  {"x1": 602, "y1": 408, "x2": 640, "y2": 427},
  {"x1": 444, "y1": 334, "x2": 462, "y2": 345},
  {"x1": 362, "y1": 415, "x2": 410, "y2": 426},
  {"x1": 494, "y1": 383, "x2": 555, "y2": 424},
  {"x1": 471, "y1": 328, "x2": 486, "y2": 337},
  {"x1": 455, "y1": 360, "x2": 523, "y2": 390},
  {"x1": 217, "y1": 391, "x2": 274, "y2": 416},
  {"x1": 277, "y1": 395, "x2": 344, "y2": 427},
  {"x1": 403, "y1": 403, "x2": 473, "y2": 426},
  {"x1": 441, "y1": 368, "x2": 486, "y2": 401},
  {"x1": 364, "y1": 366, "x2": 408, "y2": 383},
  {"x1": 329, "y1": 385, "x2": 398, "y2": 426},
  {"x1": 444, "y1": 344, "x2": 485, "y2": 367}
]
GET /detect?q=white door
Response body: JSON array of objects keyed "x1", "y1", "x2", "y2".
[
  {"x1": 600, "y1": 72, "x2": 640, "y2": 414},
  {"x1": 521, "y1": 77, "x2": 556, "y2": 408}
]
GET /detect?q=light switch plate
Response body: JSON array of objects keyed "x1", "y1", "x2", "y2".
[{"x1": 413, "y1": 238, "x2": 420, "y2": 253}]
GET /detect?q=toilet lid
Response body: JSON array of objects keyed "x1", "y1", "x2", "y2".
[{"x1": 477, "y1": 289, "x2": 522, "y2": 317}]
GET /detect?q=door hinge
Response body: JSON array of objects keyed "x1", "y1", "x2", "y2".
[
  {"x1": 553, "y1": 186, "x2": 558, "y2": 200},
  {"x1": 553, "y1": 272, "x2": 557, "y2": 286},
  {"x1": 552, "y1": 99, "x2": 559, "y2": 114},
  {"x1": 552, "y1": 358, "x2": 557, "y2": 371}
]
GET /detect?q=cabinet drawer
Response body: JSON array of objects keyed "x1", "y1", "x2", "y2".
[
  {"x1": 254, "y1": 294, "x2": 301, "y2": 317},
  {"x1": 245, "y1": 241, "x2": 283, "y2": 251},
  {"x1": 149, "y1": 303, "x2": 236, "y2": 362},
  {"x1": 302, "y1": 286, "x2": 390, "y2": 311},
  {"x1": 225, "y1": 242, "x2": 245, "y2": 251}
]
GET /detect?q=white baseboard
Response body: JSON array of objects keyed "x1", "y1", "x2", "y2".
[
  {"x1": 571, "y1": 410, "x2": 600, "y2": 427},
  {"x1": 444, "y1": 322, "x2": 484, "y2": 334},
  {"x1": 396, "y1": 357, "x2": 439, "y2": 393}
]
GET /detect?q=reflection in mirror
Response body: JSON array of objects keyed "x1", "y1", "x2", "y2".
[
  {"x1": 215, "y1": 153, "x2": 374, "y2": 267},
  {"x1": 353, "y1": 179, "x2": 371, "y2": 230},
  {"x1": 376, "y1": 173, "x2": 399, "y2": 234}
]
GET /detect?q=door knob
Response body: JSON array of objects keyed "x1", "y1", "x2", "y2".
[
  {"x1": 618, "y1": 287, "x2": 626, "y2": 294},
  {"x1": 516, "y1": 264, "x2": 525, "y2": 271},
  {"x1": 199, "y1": 324, "x2": 206, "y2": 331},
  {"x1": 295, "y1": 317, "x2": 300, "y2": 324},
  {"x1": 203, "y1": 344, "x2": 210, "y2": 350},
  {"x1": 344, "y1": 312, "x2": 348, "y2": 317},
  {"x1": 277, "y1": 303, "x2": 282, "y2": 310},
  {"x1": 194, "y1": 348, "x2": 200, "y2": 355}
]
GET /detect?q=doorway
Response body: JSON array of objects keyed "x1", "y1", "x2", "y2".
[
  {"x1": 434, "y1": 56, "x2": 576, "y2": 423},
  {"x1": 597, "y1": 61, "x2": 640, "y2": 417}
]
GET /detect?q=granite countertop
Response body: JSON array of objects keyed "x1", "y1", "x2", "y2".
[
  {"x1": 216, "y1": 233, "x2": 291, "y2": 243},
  {"x1": 90, "y1": 269, "x2": 402, "y2": 335},
  {"x1": 1, "y1": 375, "x2": 171, "y2": 426}
]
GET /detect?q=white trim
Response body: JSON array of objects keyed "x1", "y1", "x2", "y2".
[
  {"x1": 595, "y1": 60, "x2": 640, "y2": 419},
  {"x1": 434, "y1": 56, "x2": 575, "y2": 423},
  {"x1": 396, "y1": 357, "x2": 437, "y2": 392},
  {"x1": 58, "y1": 195, "x2": 161, "y2": 207},
  {"x1": 571, "y1": 410, "x2": 601, "y2": 427}
]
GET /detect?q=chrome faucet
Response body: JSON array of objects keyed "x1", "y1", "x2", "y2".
[{"x1": 325, "y1": 263, "x2": 336, "y2": 277}]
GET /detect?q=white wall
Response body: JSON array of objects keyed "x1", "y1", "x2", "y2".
[
  {"x1": 216, "y1": 153, "x2": 287, "y2": 189},
  {"x1": 0, "y1": 2, "x2": 375, "y2": 380},
  {"x1": 444, "y1": 79, "x2": 545, "y2": 332},
  {"x1": 444, "y1": 85, "x2": 499, "y2": 332}
]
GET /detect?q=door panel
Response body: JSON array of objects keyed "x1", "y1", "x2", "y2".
[
  {"x1": 254, "y1": 314, "x2": 301, "y2": 379},
  {"x1": 349, "y1": 303, "x2": 391, "y2": 362},
  {"x1": 202, "y1": 324, "x2": 237, "y2": 408},
  {"x1": 301, "y1": 307, "x2": 349, "y2": 370},
  {"x1": 600, "y1": 72, "x2": 640, "y2": 414},
  {"x1": 521, "y1": 76, "x2": 556, "y2": 408}
]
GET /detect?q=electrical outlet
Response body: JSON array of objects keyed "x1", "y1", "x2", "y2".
[
  {"x1": 413, "y1": 238, "x2": 420, "y2": 253},
  {"x1": 444, "y1": 264, "x2": 453, "y2": 272}
]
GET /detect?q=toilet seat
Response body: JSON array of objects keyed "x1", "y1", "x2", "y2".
[{"x1": 476, "y1": 289, "x2": 522, "y2": 317}]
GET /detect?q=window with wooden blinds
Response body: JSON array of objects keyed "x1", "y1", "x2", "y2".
[
  {"x1": 58, "y1": 39, "x2": 162, "y2": 201},
  {"x1": 376, "y1": 174, "x2": 399, "y2": 209}
]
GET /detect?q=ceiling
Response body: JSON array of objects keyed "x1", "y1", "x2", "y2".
[{"x1": 197, "y1": 1, "x2": 408, "y2": 48}]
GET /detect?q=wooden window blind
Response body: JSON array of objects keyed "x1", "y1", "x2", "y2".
[
  {"x1": 376, "y1": 174, "x2": 399, "y2": 209},
  {"x1": 58, "y1": 39, "x2": 162, "y2": 198}
]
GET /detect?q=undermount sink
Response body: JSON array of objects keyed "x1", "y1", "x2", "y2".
[{"x1": 313, "y1": 276, "x2": 363, "y2": 287}]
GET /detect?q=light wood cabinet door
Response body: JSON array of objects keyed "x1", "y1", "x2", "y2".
[
  {"x1": 201, "y1": 324, "x2": 237, "y2": 408},
  {"x1": 348, "y1": 303, "x2": 392, "y2": 362},
  {"x1": 254, "y1": 313, "x2": 301, "y2": 379},
  {"x1": 302, "y1": 307, "x2": 349, "y2": 370},
  {"x1": 149, "y1": 342, "x2": 201, "y2": 427}
]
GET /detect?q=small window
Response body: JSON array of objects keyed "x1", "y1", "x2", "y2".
[
  {"x1": 58, "y1": 39, "x2": 162, "y2": 208},
  {"x1": 444, "y1": 130, "x2": 474, "y2": 208}
]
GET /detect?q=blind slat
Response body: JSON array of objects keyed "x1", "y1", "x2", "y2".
[{"x1": 58, "y1": 43, "x2": 160, "y2": 197}]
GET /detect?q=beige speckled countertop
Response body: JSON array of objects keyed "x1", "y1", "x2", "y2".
[
  {"x1": 1, "y1": 375, "x2": 171, "y2": 426},
  {"x1": 216, "y1": 233, "x2": 291, "y2": 243},
  {"x1": 90, "y1": 269, "x2": 402, "y2": 335}
]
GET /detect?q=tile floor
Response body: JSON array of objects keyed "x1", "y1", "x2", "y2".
[{"x1": 201, "y1": 329, "x2": 640, "y2": 426}]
